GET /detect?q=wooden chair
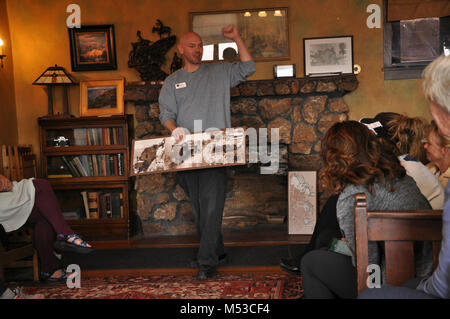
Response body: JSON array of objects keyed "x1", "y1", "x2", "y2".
[
  {"x1": 0, "y1": 144, "x2": 39, "y2": 281},
  {"x1": 354, "y1": 193, "x2": 443, "y2": 294}
]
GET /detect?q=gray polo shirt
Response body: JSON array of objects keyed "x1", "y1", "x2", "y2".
[{"x1": 159, "y1": 60, "x2": 255, "y2": 133}]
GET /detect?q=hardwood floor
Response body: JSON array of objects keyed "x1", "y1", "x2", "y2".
[
  {"x1": 82, "y1": 266, "x2": 285, "y2": 278},
  {"x1": 90, "y1": 224, "x2": 311, "y2": 250}
]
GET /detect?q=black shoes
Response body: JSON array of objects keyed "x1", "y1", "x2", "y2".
[
  {"x1": 189, "y1": 253, "x2": 228, "y2": 268},
  {"x1": 40, "y1": 269, "x2": 67, "y2": 283},
  {"x1": 279, "y1": 258, "x2": 301, "y2": 276},
  {"x1": 197, "y1": 265, "x2": 217, "y2": 280},
  {"x1": 191, "y1": 254, "x2": 227, "y2": 280},
  {"x1": 53, "y1": 235, "x2": 94, "y2": 254}
]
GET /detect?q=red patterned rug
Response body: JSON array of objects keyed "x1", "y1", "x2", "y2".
[{"x1": 18, "y1": 272, "x2": 303, "y2": 299}]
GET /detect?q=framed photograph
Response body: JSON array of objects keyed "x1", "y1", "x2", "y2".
[
  {"x1": 288, "y1": 171, "x2": 317, "y2": 235},
  {"x1": 131, "y1": 128, "x2": 246, "y2": 176},
  {"x1": 190, "y1": 8, "x2": 289, "y2": 61},
  {"x1": 68, "y1": 25, "x2": 117, "y2": 71},
  {"x1": 303, "y1": 36, "x2": 354, "y2": 76},
  {"x1": 80, "y1": 79, "x2": 124, "y2": 117}
]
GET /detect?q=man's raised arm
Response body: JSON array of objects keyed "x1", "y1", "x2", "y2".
[{"x1": 221, "y1": 25, "x2": 252, "y2": 62}]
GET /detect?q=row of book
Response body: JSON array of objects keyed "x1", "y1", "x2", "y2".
[
  {"x1": 73, "y1": 127, "x2": 124, "y2": 146},
  {"x1": 81, "y1": 191, "x2": 124, "y2": 219},
  {"x1": 50, "y1": 154, "x2": 125, "y2": 178}
]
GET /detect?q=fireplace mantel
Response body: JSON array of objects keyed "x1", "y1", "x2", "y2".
[{"x1": 126, "y1": 75, "x2": 358, "y2": 237}]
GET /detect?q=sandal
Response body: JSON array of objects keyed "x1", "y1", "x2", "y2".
[
  {"x1": 54, "y1": 234, "x2": 94, "y2": 254},
  {"x1": 40, "y1": 268, "x2": 67, "y2": 283}
]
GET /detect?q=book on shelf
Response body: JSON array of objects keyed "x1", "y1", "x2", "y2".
[
  {"x1": 72, "y1": 156, "x2": 89, "y2": 177},
  {"x1": 110, "y1": 192, "x2": 124, "y2": 218},
  {"x1": 99, "y1": 192, "x2": 112, "y2": 218},
  {"x1": 85, "y1": 127, "x2": 124, "y2": 146},
  {"x1": 87, "y1": 191, "x2": 100, "y2": 219},
  {"x1": 80, "y1": 191, "x2": 90, "y2": 219},
  {"x1": 56, "y1": 154, "x2": 124, "y2": 177},
  {"x1": 74, "y1": 128, "x2": 88, "y2": 146},
  {"x1": 61, "y1": 156, "x2": 79, "y2": 177}
]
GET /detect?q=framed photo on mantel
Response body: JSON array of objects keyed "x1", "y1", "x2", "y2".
[{"x1": 303, "y1": 36, "x2": 354, "y2": 77}]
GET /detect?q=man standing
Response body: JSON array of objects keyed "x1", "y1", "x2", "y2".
[{"x1": 158, "y1": 25, "x2": 255, "y2": 280}]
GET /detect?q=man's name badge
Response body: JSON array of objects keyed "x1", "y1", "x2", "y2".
[{"x1": 175, "y1": 82, "x2": 187, "y2": 89}]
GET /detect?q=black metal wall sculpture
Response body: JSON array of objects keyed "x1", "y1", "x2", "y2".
[
  {"x1": 170, "y1": 52, "x2": 183, "y2": 74},
  {"x1": 128, "y1": 20, "x2": 176, "y2": 81}
]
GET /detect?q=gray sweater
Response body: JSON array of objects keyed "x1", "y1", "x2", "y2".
[
  {"x1": 337, "y1": 175, "x2": 433, "y2": 276},
  {"x1": 159, "y1": 60, "x2": 256, "y2": 132}
]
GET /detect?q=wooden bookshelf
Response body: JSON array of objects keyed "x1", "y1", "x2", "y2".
[{"x1": 38, "y1": 115, "x2": 132, "y2": 240}]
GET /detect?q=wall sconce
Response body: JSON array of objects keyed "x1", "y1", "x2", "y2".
[
  {"x1": 0, "y1": 38, "x2": 6, "y2": 68},
  {"x1": 258, "y1": 11, "x2": 267, "y2": 17},
  {"x1": 274, "y1": 10, "x2": 283, "y2": 16},
  {"x1": 244, "y1": 11, "x2": 251, "y2": 17}
]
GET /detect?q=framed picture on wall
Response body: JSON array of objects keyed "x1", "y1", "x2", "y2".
[
  {"x1": 131, "y1": 128, "x2": 246, "y2": 176},
  {"x1": 288, "y1": 171, "x2": 317, "y2": 235},
  {"x1": 190, "y1": 8, "x2": 289, "y2": 61},
  {"x1": 80, "y1": 79, "x2": 124, "y2": 117},
  {"x1": 68, "y1": 24, "x2": 117, "y2": 71},
  {"x1": 303, "y1": 36, "x2": 354, "y2": 76}
]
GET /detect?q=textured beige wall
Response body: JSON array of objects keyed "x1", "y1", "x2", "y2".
[{"x1": 3, "y1": 0, "x2": 432, "y2": 166}]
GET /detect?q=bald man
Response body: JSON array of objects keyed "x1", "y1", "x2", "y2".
[{"x1": 159, "y1": 25, "x2": 255, "y2": 280}]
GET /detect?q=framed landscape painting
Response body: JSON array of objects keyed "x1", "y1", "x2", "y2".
[
  {"x1": 80, "y1": 79, "x2": 124, "y2": 117},
  {"x1": 68, "y1": 25, "x2": 117, "y2": 71},
  {"x1": 131, "y1": 128, "x2": 246, "y2": 175},
  {"x1": 288, "y1": 171, "x2": 317, "y2": 235},
  {"x1": 190, "y1": 8, "x2": 289, "y2": 61}
]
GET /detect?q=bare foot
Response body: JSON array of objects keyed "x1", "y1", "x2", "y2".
[{"x1": 50, "y1": 269, "x2": 64, "y2": 279}]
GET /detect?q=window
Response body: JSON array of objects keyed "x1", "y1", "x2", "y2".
[{"x1": 383, "y1": 1, "x2": 450, "y2": 80}]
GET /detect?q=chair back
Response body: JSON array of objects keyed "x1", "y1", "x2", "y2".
[
  {"x1": 354, "y1": 193, "x2": 442, "y2": 294},
  {"x1": 1, "y1": 144, "x2": 37, "y2": 181}
]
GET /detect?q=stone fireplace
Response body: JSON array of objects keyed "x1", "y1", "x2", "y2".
[{"x1": 126, "y1": 75, "x2": 358, "y2": 237}]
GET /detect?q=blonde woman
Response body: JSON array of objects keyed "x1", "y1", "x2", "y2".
[
  {"x1": 360, "y1": 112, "x2": 444, "y2": 210},
  {"x1": 425, "y1": 121, "x2": 450, "y2": 188}
]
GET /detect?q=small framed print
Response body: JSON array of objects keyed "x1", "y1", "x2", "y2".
[
  {"x1": 68, "y1": 24, "x2": 117, "y2": 72},
  {"x1": 288, "y1": 171, "x2": 317, "y2": 235},
  {"x1": 80, "y1": 79, "x2": 124, "y2": 117},
  {"x1": 303, "y1": 36, "x2": 354, "y2": 76}
]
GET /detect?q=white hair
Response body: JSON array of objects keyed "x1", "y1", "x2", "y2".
[{"x1": 422, "y1": 54, "x2": 450, "y2": 113}]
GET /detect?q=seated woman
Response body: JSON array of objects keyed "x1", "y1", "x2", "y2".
[
  {"x1": 300, "y1": 121, "x2": 432, "y2": 299},
  {"x1": 0, "y1": 174, "x2": 93, "y2": 282},
  {"x1": 360, "y1": 112, "x2": 444, "y2": 210},
  {"x1": 424, "y1": 121, "x2": 450, "y2": 188}
]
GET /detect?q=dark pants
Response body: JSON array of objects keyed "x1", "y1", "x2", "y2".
[
  {"x1": 358, "y1": 278, "x2": 438, "y2": 299},
  {"x1": 27, "y1": 179, "x2": 74, "y2": 273},
  {"x1": 301, "y1": 248, "x2": 357, "y2": 299},
  {"x1": 177, "y1": 167, "x2": 227, "y2": 267},
  {"x1": 0, "y1": 280, "x2": 6, "y2": 296}
]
